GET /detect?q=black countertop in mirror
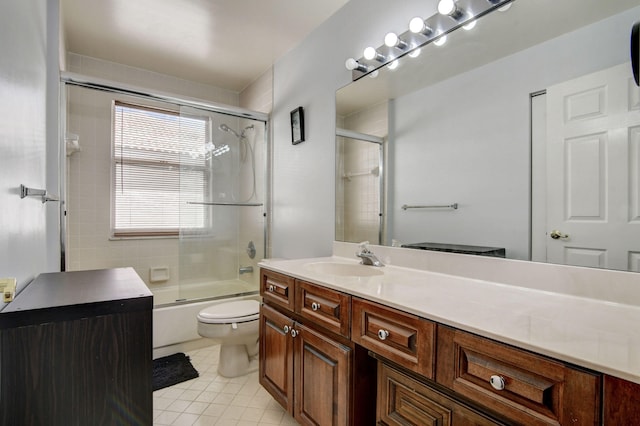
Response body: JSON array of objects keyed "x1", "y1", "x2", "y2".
[{"x1": 402, "y1": 242, "x2": 506, "y2": 258}]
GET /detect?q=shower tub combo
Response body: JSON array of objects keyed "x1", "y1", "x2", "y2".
[{"x1": 61, "y1": 72, "x2": 268, "y2": 356}]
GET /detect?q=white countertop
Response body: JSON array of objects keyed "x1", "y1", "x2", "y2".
[{"x1": 259, "y1": 244, "x2": 640, "y2": 385}]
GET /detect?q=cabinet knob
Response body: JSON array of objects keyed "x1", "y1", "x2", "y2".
[
  {"x1": 290, "y1": 329, "x2": 298, "y2": 338},
  {"x1": 377, "y1": 329, "x2": 390, "y2": 340},
  {"x1": 489, "y1": 375, "x2": 505, "y2": 391},
  {"x1": 268, "y1": 284, "x2": 275, "y2": 292},
  {"x1": 311, "y1": 302, "x2": 321, "y2": 311},
  {"x1": 283, "y1": 325, "x2": 290, "y2": 334}
]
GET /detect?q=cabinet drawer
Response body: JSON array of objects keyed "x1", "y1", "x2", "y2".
[
  {"x1": 261, "y1": 269, "x2": 295, "y2": 311},
  {"x1": 296, "y1": 280, "x2": 351, "y2": 338},
  {"x1": 378, "y1": 362, "x2": 504, "y2": 426},
  {"x1": 436, "y1": 326, "x2": 601, "y2": 426},
  {"x1": 351, "y1": 297, "x2": 435, "y2": 378}
]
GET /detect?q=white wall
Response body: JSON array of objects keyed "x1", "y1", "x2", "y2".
[
  {"x1": 271, "y1": 0, "x2": 434, "y2": 259},
  {"x1": 0, "y1": 1, "x2": 58, "y2": 295},
  {"x1": 391, "y1": 8, "x2": 638, "y2": 260}
]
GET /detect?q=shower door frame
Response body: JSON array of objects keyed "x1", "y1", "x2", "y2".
[
  {"x1": 335, "y1": 127, "x2": 385, "y2": 245},
  {"x1": 59, "y1": 71, "x2": 270, "y2": 272}
]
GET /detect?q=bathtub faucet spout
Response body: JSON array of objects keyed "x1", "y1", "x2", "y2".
[{"x1": 239, "y1": 266, "x2": 254, "y2": 275}]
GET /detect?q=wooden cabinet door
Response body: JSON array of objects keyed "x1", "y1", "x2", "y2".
[
  {"x1": 437, "y1": 326, "x2": 601, "y2": 426},
  {"x1": 259, "y1": 304, "x2": 295, "y2": 414},
  {"x1": 296, "y1": 279, "x2": 351, "y2": 338},
  {"x1": 294, "y1": 322, "x2": 352, "y2": 426},
  {"x1": 352, "y1": 297, "x2": 435, "y2": 378},
  {"x1": 378, "y1": 362, "x2": 504, "y2": 426},
  {"x1": 261, "y1": 269, "x2": 296, "y2": 311}
]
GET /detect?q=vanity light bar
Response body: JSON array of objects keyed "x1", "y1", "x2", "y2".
[{"x1": 348, "y1": 0, "x2": 514, "y2": 81}]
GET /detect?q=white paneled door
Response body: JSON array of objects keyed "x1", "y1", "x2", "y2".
[{"x1": 545, "y1": 63, "x2": 640, "y2": 271}]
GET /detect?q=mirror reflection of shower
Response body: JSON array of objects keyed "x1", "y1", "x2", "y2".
[{"x1": 218, "y1": 123, "x2": 257, "y2": 203}]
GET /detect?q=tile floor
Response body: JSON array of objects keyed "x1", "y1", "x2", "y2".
[{"x1": 153, "y1": 344, "x2": 297, "y2": 426}]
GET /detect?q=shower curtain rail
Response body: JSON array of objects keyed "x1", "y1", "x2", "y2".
[
  {"x1": 60, "y1": 71, "x2": 269, "y2": 122},
  {"x1": 187, "y1": 201, "x2": 263, "y2": 207}
]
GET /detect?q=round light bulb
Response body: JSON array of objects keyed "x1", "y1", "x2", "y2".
[
  {"x1": 463, "y1": 20, "x2": 476, "y2": 30},
  {"x1": 384, "y1": 32, "x2": 399, "y2": 47},
  {"x1": 345, "y1": 58, "x2": 358, "y2": 70},
  {"x1": 438, "y1": 0, "x2": 455, "y2": 15},
  {"x1": 434, "y1": 34, "x2": 447, "y2": 46},
  {"x1": 408, "y1": 48, "x2": 421, "y2": 58},
  {"x1": 388, "y1": 60, "x2": 399, "y2": 70},
  {"x1": 409, "y1": 17, "x2": 425, "y2": 34},
  {"x1": 363, "y1": 46, "x2": 377, "y2": 60}
]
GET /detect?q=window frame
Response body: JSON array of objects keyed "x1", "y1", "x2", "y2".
[{"x1": 111, "y1": 100, "x2": 212, "y2": 238}]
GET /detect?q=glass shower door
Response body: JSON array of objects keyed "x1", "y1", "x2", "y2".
[
  {"x1": 335, "y1": 131, "x2": 385, "y2": 245},
  {"x1": 178, "y1": 106, "x2": 266, "y2": 302}
]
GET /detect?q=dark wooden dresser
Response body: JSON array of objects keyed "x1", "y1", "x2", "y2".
[{"x1": 0, "y1": 268, "x2": 153, "y2": 426}]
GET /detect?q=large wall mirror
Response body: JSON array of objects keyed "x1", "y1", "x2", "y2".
[{"x1": 335, "y1": 0, "x2": 640, "y2": 272}]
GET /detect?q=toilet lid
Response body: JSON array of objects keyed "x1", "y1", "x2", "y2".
[{"x1": 197, "y1": 299, "x2": 260, "y2": 324}]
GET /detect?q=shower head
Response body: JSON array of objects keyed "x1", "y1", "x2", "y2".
[{"x1": 218, "y1": 123, "x2": 241, "y2": 138}]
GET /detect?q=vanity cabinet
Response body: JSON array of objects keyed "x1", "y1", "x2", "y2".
[
  {"x1": 436, "y1": 325, "x2": 601, "y2": 425},
  {"x1": 259, "y1": 267, "x2": 640, "y2": 425},
  {"x1": 259, "y1": 270, "x2": 375, "y2": 426}
]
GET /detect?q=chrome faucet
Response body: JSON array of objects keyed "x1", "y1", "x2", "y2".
[
  {"x1": 239, "y1": 266, "x2": 254, "y2": 275},
  {"x1": 356, "y1": 242, "x2": 384, "y2": 267}
]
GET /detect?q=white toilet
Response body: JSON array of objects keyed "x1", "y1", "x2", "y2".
[{"x1": 197, "y1": 299, "x2": 260, "y2": 378}]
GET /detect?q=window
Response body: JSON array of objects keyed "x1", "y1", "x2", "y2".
[{"x1": 113, "y1": 102, "x2": 209, "y2": 237}]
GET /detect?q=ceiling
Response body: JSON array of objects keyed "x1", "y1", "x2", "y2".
[{"x1": 60, "y1": 0, "x2": 350, "y2": 92}]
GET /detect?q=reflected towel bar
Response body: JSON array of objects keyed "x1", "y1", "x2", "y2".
[{"x1": 402, "y1": 203, "x2": 458, "y2": 210}]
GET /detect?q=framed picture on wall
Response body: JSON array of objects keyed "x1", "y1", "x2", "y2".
[{"x1": 290, "y1": 106, "x2": 305, "y2": 144}]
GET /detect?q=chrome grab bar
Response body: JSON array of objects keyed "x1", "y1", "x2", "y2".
[{"x1": 401, "y1": 203, "x2": 458, "y2": 210}]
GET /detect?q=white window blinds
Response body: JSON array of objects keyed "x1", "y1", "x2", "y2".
[{"x1": 113, "y1": 102, "x2": 209, "y2": 236}]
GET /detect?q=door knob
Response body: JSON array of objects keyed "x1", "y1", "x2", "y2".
[{"x1": 550, "y1": 230, "x2": 569, "y2": 240}]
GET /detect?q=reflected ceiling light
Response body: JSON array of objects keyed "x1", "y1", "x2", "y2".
[
  {"x1": 369, "y1": 70, "x2": 379, "y2": 78},
  {"x1": 364, "y1": 46, "x2": 387, "y2": 62},
  {"x1": 409, "y1": 17, "x2": 433, "y2": 36},
  {"x1": 384, "y1": 32, "x2": 408, "y2": 50},
  {"x1": 408, "y1": 48, "x2": 421, "y2": 58},
  {"x1": 438, "y1": 0, "x2": 464, "y2": 20},
  {"x1": 498, "y1": 3, "x2": 512, "y2": 12},
  {"x1": 388, "y1": 60, "x2": 400, "y2": 70},
  {"x1": 433, "y1": 35, "x2": 448, "y2": 46},
  {"x1": 463, "y1": 20, "x2": 477, "y2": 30},
  {"x1": 345, "y1": 58, "x2": 368, "y2": 72}
]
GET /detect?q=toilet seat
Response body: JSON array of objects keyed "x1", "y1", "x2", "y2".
[{"x1": 197, "y1": 300, "x2": 260, "y2": 324}]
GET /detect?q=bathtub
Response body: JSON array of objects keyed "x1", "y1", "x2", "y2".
[{"x1": 152, "y1": 280, "x2": 259, "y2": 357}]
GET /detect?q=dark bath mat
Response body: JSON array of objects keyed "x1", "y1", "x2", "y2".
[{"x1": 152, "y1": 352, "x2": 199, "y2": 391}]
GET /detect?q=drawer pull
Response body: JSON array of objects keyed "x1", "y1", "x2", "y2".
[
  {"x1": 378, "y1": 329, "x2": 390, "y2": 340},
  {"x1": 290, "y1": 329, "x2": 298, "y2": 338},
  {"x1": 490, "y1": 375, "x2": 505, "y2": 391},
  {"x1": 311, "y1": 302, "x2": 321, "y2": 311},
  {"x1": 283, "y1": 325, "x2": 290, "y2": 334},
  {"x1": 268, "y1": 284, "x2": 275, "y2": 292}
]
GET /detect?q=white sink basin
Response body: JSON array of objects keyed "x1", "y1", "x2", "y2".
[{"x1": 305, "y1": 262, "x2": 384, "y2": 277}]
